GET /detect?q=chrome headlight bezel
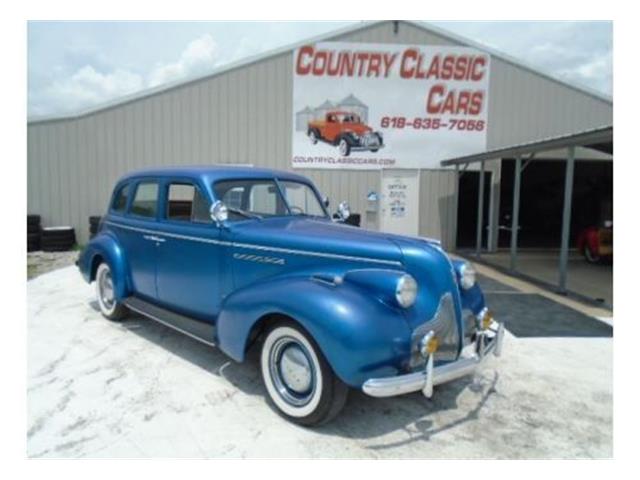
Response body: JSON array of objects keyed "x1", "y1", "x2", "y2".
[
  {"x1": 395, "y1": 274, "x2": 418, "y2": 308},
  {"x1": 459, "y1": 262, "x2": 476, "y2": 290}
]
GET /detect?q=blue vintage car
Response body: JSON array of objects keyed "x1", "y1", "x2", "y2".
[{"x1": 77, "y1": 166, "x2": 504, "y2": 425}]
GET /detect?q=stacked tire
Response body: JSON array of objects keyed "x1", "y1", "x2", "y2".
[
  {"x1": 89, "y1": 215, "x2": 102, "y2": 239},
  {"x1": 41, "y1": 227, "x2": 76, "y2": 252},
  {"x1": 27, "y1": 215, "x2": 41, "y2": 252}
]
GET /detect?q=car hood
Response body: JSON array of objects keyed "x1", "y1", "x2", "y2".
[
  {"x1": 228, "y1": 216, "x2": 461, "y2": 333},
  {"x1": 229, "y1": 216, "x2": 405, "y2": 264},
  {"x1": 345, "y1": 124, "x2": 372, "y2": 135}
]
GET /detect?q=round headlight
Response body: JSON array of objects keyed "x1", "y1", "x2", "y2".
[
  {"x1": 459, "y1": 262, "x2": 476, "y2": 290},
  {"x1": 395, "y1": 274, "x2": 418, "y2": 308}
]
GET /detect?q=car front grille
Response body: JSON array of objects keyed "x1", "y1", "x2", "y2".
[
  {"x1": 409, "y1": 292, "x2": 460, "y2": 368},
  {"x1": 362, "y1": 133, "x2": 381, "y2": 147}
]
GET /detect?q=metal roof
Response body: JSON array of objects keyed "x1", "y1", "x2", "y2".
[
  {"x1": 28, "y1": 20, "x2": 613, "y2": 124},
  {"x1": 440, "y1": 125, "x2": 613, "y2": 167}
]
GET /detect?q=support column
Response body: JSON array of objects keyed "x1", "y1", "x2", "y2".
[
  {"x1": 475, "y1": 160, "x2": 485, "y2": 257},
  {"x1": 510, "y1": 156, "x2": 522, "y2": 271},
  {"x1": 558, "y1": 146, "x2": 576, "y2": 293},
  {"x1": 452, "y1": 164, "x2": 460, "y2": 251}
]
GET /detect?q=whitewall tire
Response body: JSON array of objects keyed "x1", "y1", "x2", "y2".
[
  {"x1": 260, "y1": 322, "x2": 348, "y2": 426},
  {"x1": 95, "y1": 262, "x2": 128, "y2": 321}
]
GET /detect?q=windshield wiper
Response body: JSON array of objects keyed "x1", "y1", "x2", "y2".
[{"x1": 227, "y1": 207, "x2": 262, "y2": 220}]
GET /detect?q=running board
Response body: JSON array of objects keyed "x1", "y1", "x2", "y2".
[{"x1": 123, "y1": 296, "x2": 216, "y2": 347}]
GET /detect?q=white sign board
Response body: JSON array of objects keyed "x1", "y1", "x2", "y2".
[
  {"x1": 380, "y1": 170, "x2": 420, "y2": 236},
  {"x1": 291, "y1": 42, "x2": 490, "y2": 170}
]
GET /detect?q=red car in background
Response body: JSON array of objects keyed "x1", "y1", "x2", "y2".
[{"x1": 577, "y1": 221, "x2": 613, "y2": 263}]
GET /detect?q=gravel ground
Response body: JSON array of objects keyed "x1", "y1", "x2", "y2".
[
  {"x1": 27, "y1": 250, "x2": 79, "y2": 280},
  {"x1": 27, "y1": 266, "x2": 612, "y2": 458}
]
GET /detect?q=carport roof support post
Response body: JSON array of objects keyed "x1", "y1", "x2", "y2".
[
  {"x1": 558, "y1": 146, "x2": 576, "y2": 293},
  {"x1": 476, "y1": 160, "x2": 485, "y2": 257},
  {"x1": 510, "y1": 155, "x2": 522, "y2": 271}
]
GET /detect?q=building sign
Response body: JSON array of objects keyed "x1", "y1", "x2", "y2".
[{"x1": 291, "y1": 42, "x2": 491, "y2": 170}]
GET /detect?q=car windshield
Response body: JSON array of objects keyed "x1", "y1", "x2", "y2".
[
  {"x1": 213, "y1": 179, "x2": 327, "y2": 221},
  {"x1": 340, "y1": 114, "x2": 359, "y2": 123}
]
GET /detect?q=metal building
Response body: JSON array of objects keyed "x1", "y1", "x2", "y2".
[{"x1": 27, "y1": 20, "x2": 613, "y2": 250}]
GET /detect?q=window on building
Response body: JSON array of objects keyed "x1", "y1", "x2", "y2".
[
  {"x1": 166, "y1": 182, "x2": 210, "y2": 223},
  {"x1": 130, "y1": 182, "x2": 159, "y2": 218}
]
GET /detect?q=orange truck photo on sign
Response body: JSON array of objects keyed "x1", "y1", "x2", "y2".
[{"x1": 307, "y1": 111, "x2": 384, "y2": 157}]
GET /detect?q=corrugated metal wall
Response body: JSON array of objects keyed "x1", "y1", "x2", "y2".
[{"x1": 27, "y1": 21, "x2": 612, "y2": 247}]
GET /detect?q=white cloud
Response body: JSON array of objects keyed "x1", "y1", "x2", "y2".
[
  {"x1": 148, "y1": 34, "x2": 220, "y2": 87},
  {"x1": 29, "y1": 33, "x2": 223, "y2": 116},
  {"x1": 30, "y1": 65, "x2": 144, "y2": 116}
]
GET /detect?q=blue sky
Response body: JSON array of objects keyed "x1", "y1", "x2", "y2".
[{"x1": 27, "y1": 21, "x2": 613, "y2": 117}]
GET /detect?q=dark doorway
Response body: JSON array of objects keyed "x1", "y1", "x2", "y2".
[
  {"x1": 456, "y1": 171, "x2": 492, "y2": 249},
  {"x1": 498, "y1": 158, "x2": 613, "y2": 248}
]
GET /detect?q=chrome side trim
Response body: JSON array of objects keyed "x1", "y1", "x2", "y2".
[
  {"x1": 233, "y1": 252, "x2": 285, "y2": 265},
  {"x1": 105, "y1": 221, "x2": 231, "y2": 246},
  {"x1": 105, "y1": 220, "x2": 403, "y2": 266},
  {"x1": 231, "y1": 241, "x2": 402, "y2": 266}
]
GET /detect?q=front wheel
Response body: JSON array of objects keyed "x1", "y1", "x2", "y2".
[
  {"x1": 260, "y1": 322, "x2": 348, "y2": 426},
  {"x1": 338, "y1": 138, "x2": 351, "y2": 157},
  {"x1": 583, "y1": 245, "x2": 601, "y2": 264},
  {"x1": 95, "y1": 262, "x2": 129, "y2": 321}
]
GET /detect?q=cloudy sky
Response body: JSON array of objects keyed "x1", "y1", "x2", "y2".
[{"x1": 27, "y1": 21, "x2": 612, "y2": 117}]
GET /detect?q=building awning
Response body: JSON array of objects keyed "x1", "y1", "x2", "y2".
[{"x1": 440, "y1": 125, "x2": 612, "y2": 167}]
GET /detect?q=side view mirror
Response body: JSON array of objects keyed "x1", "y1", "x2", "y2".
[
  {"x1": 210, "y1": 200, "x2": 228, "y2": 226},
  {"x1": 337, "y1": 201, "x2": 351, "y2": 221},
  {"x1": 322, "y1": 196, "x2": 330, "y2": 208}
]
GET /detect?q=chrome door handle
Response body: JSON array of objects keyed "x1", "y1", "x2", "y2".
[{"x1": 143, "y1": 235, "x2": 165, "y2": 243}]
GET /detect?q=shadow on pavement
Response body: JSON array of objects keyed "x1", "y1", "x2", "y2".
[{"x1": 108, "y1": 308, "x2": 499, "y2": 442}]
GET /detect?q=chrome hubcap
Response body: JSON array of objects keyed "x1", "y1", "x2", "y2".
[
  {"x1": 339, "y1": 140, "x2": 347, "y2": 155},
  {"x1": 99, "y1": 268, "x2": 115, "y2": 309},
  {"x1": 269, "y1": 337, "x2": 315, "y2": 406},
  {"x1": 280, "y1": 345, "x2": 312, "y2": 393}
]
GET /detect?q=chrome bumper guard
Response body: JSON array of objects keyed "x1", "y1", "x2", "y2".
[{"x1": 362, "y1": 320, "x2": 505, "y2": 398}]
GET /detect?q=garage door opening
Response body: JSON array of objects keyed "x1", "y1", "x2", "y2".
[
  {"x1": 498, "y1": 159, "x2": 612, "y2": 249},
  {"x1": 442, "y1": 126, "x2": 613, "y2": 309},
  {"x1": 456, "y1": 171, "x2": 492, "y2": 249}
]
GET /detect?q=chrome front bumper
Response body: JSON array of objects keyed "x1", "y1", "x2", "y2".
[{"x1": 362, "y1": 320, "x2": 505, "y2": 398}]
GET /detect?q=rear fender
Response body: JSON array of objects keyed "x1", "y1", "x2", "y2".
[
  {"x1": 77, "y1": 231, "x2": 131, "y2": 301},
  {"x1": 216, "y1": 275, "x2": 412, "y2": 388}
]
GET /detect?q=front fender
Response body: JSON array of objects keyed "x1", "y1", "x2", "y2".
[
  {"x1": 216, "y1": 275, "x2": 413, "y2": 388},
  {"x1": 77, "y1": 231, "x2": 131, "y2": 301}
]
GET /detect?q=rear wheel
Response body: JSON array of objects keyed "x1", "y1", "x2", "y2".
[
  {"x1": 95, "y1": 262, "x2": 128, "y2": 321},
  {"x1": 260, "y1": 321, "x2": 348, "y2": 426},
  {"x1": 309, "y1": 130, "x2": 318, "y2": 145}
]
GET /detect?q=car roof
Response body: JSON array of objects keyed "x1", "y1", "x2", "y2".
[{"x1": 118, "y1": 165, "x2": 313, "y2": 185}]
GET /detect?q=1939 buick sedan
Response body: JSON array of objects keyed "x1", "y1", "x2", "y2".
[{"x1": 77, "y1": 166, "x2": 504, "y2": 426}]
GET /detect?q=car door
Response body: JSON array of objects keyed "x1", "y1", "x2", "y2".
[
  {"x1": 155, "y1": 178, "x2": 226, "y2": 322},
  {"x1": 117, "y1": 179, "x2": 162, "y2": 301}
]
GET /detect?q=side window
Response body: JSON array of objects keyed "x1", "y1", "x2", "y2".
[
  {"x1": 130, "y1": 182, "x2": 159, "y2": 218},
  {"x1": 166, "y1": 182, "x2": 210, "y2": 223},
  {"x1": 111, "y1": 183, "x2": 130, "y2": 214}
]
